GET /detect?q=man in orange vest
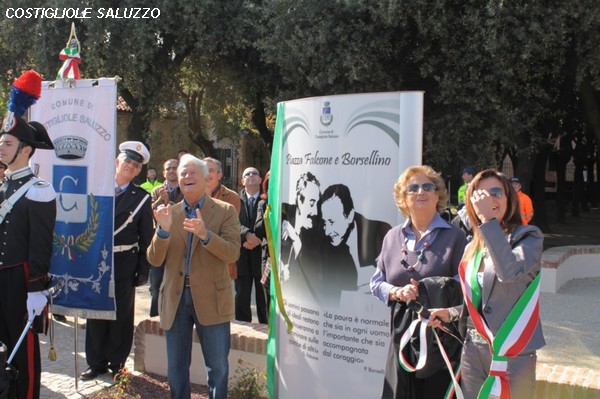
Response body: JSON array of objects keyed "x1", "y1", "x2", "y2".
[{"x1": 511, "y1": 177, "x2": 534, "y2": 225}]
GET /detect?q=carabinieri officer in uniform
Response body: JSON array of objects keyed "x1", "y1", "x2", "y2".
[
  {"x1": 0, "y1": 71, "x2": 57, "y2": 399},
  {"x1": 81, "y1": 141, "x2": 154, "y2": 380}
]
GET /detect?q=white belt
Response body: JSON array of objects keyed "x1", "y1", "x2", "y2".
[{"x1": 113, "y1": 243, "x2": 139, "y2": 253}]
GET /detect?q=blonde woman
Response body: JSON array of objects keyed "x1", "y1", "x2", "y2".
[{"x1": 371, "y1": 165, "x2": 467, "y2": 398}]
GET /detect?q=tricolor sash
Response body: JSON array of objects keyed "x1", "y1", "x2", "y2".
[
  {"x1": 398, "y1": 316, "x2": 464, "y2": 399},
  {"x1": 399, "y1": 317, "x2": 429, "y2": 372},
  {"x1": 57, "y1": 47, "x2": 81, "y2": 80},
  {"x1": 459, "y1": 248, "x2": 541, "y2": 399}
]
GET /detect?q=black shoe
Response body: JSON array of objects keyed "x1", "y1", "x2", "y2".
[
  {"x1": 53, "y1": 314, "x2": 67, "y2": 322},
  {"x1": 80, "y1": 366, "x2": 109, "y2": 380}
]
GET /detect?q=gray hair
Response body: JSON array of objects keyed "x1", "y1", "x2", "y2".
[
  {"x1": 178, "y1": 154, "x2": 209, "y2": 176},
  {"x1": 203, "y1": 157, "x2": 222, "y2": 172}
]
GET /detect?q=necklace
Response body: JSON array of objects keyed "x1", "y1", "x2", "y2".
[{"x1": 401, "y1": 241, "x2": 430, "y2": 272}]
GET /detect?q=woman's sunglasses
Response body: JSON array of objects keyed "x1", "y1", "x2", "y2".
[
  {"x1": 487, "y1": 187, "x2": 505, "y2": 198},
  {"x1": 406, "y1": 183, "x2": 437, "y2": 194}
]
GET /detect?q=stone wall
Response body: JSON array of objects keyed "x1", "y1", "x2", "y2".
[
  {"x1": 540, "y1": 245, "x2": 600, "y2": 293},
  {"x1": 134, "y1": 319, "x2": 267, "y2": 386},
  {"x1": 116, "y1": 112, "x2": 270, "y2": 193},
  {"x1": 134, "y1": 318, "x2": 600, "y2": 397}
]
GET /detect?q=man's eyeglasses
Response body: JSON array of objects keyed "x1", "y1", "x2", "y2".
[
  {"x1": 123, "y1": 158, "x2": 141, "y2": 169},
  {"x1": 244, "y1": 171, "x2": 259, "y2": 177},
  {"x1": 406, "y1": 183, "x2": 437, "y2": 194},
  {"x1": 487, "y1": 187, "x2": 505, "y2": 198}
]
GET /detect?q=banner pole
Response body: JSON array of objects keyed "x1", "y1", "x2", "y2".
[{"x1": 74, "y1": 315, "x2": 80, "y2": 393}]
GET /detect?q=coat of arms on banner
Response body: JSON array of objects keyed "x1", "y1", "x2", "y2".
[
  {"x1": 321, "y1": 101, "x2": 333, "y2": 125},
  {"x1": 30, "y1": 75, "x2": 118, "y2": 318},
  {"x1": 52, "y1": 164, "x2": 106, "y2": 280},
  {"x1": 53, "y1": 135, "x2": 88, "y2": 160},
  {"x1": 54, "y1": 165, "x2": 88, "y2": 223}
]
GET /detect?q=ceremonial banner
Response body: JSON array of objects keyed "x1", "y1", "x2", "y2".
[
  {"x1": 268, "y1": 92, "x2": 423, "y2": 397},
  {"x1": 30, "y1": 79, "x2": 117, "y2": 319}
]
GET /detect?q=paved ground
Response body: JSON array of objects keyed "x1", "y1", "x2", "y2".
[
  {"x1": 35, "y1": 278, "x2": 600, "y2": 398},
  {"x1": 538, "y1": 277, "x2": 600, "y2": 370},
  {"x1": 35, "y1": 206, "x2": 600, "y2": 398},
  {"x1": 543, "y1": 205, "x2": 600, "y2": 249},
  {"x1": 39, "y1": 286, "x2": 151, "y2": 399}
]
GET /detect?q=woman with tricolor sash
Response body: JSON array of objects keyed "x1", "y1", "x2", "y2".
[{"x1": 430, "y1": 169, "x2": 545, "y2": 398}]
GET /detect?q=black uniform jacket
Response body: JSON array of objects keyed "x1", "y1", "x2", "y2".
[
  {"x1": 113, "y1": 183, "x2": 153, "y2": 281},
  {"x1": 0, "y1": 169, "x2": 56, "y2": 292}
]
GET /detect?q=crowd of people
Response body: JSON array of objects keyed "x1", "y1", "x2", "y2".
[
  {"x1": 1, "y1": 129, "x2": 543, "y2": 399},
  {"x1": 0, "y1": 76, "x2": 541, "y2": 399},
  {"x1": 0, "y1": 77, "x2": 263, "y2": 399},
  {"x1": 103, "y1": 149, "x2": 271, "y2": 399},
  {"x1": 1, "y1": 137, "x2": 543, "y2": 399}
]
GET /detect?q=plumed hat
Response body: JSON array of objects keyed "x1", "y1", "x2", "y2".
[{"x1": 1, "y1": 70, "x2": 54, "y2": 150}]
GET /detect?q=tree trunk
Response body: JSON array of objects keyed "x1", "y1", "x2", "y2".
[
  {"x1": 184, "y1": 89, "x2": 217, "y2": 158},
  {"x1": 578, "y1": 80, "x2": 600, "y2": 208},
  {"x1": 580, "y1": 78, "x2": 600, "y2": 149},
  {"x1": 126, "y1": 110, "x2": 150, "y2": 144},
  {"x1": 555, "y1": 135, "x2": 572, "y2": 223},
  {"x1": 119, "y1": 90, "x2": 153, "y2": 185},
  {"x1": 531, "y1": 146, "x2": 550, "y2": 232},
  {"x1": 571, "y1": 162, "x2": 582, "y2": 216},
  {"x1": 584, "y1": 162, "x2": 595, "y2": 208},
  {"x1": 251, "y1": 96, "x2": 273, "y2": 151},
  {"x1": 571, "y1": 133, "x2": 593, "y2": 214},
  {"x1": 590, "y1": 154, "x2": 599, "y2": 208}
]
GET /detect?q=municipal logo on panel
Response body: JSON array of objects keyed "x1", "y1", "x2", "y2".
[
  {"x1": 321, "y1": 101, "x2": 333, "y2": 126},
  {"x1": 53, "y1": 165, "x2": 88, "y2": 223}
]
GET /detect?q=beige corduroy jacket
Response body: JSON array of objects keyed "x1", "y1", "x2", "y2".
[{"x1": 147, "y1": 196, "x2": 241, "y2": 329}]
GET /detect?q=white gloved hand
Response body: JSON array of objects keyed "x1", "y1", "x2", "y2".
[{"x1": 26, "y1": 292, "x2": 47, "y2": 322}]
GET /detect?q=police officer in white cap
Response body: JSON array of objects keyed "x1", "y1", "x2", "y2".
[{"x1": 81, "y1": 141, "x2": 154, "y2": 380}]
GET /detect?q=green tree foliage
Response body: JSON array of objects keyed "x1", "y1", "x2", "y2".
[
  {"x1": 258, "y1": 1, "x2": 572, "y2": 171},
  {"x1": 0, "y1": 0, "x2": 202, "y2": 144},
  {"x1": 257, "y1": 0, "x2": 600, "y2": 222},
  {"x1": 1, "y1": 0, "x2": 599, "y2": 220},
  {"x1": 181, "y1": 0, "x2": 279, "y2": 151}
]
